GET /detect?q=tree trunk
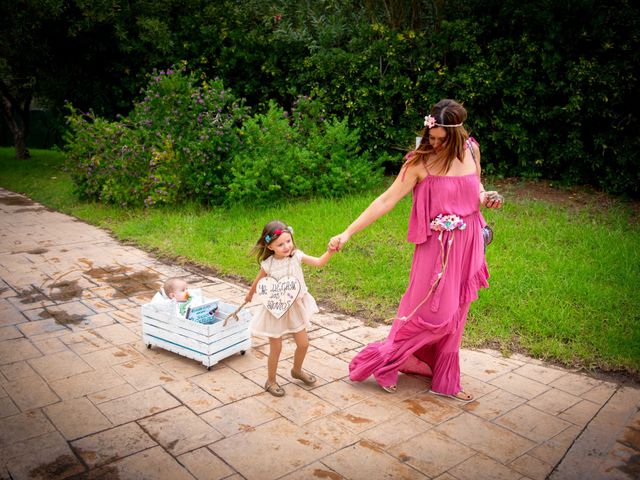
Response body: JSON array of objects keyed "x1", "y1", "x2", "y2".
[{"x1": 0, "y1": 80, "x2": 32, "y2": 160}]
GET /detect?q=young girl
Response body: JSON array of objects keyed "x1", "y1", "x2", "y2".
[{"x1": 246, "y1": 220, "x2": 334, "y2": 397}]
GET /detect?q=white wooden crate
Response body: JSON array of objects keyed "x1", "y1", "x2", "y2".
[{"x1": 141, "y1": 300, "x2": 252, "y2": 369}]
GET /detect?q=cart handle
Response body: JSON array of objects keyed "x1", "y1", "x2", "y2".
[{"x1": 223, "y1": 301, "x2": 248, "y2": 327}]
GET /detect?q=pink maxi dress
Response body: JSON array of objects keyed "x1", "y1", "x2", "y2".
[{"x1": 349, "y1": 155, "x2": 489, "y2": 395}]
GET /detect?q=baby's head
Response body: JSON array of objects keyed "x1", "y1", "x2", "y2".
[{"x1": 163, "y1": 277, "x2": 189, "y2": 302}]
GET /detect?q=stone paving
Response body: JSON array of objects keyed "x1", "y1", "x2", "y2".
[{"x1": 0, "y1": 187, "x2": 638, "y2": 480}]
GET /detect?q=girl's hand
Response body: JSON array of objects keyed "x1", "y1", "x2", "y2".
[
  {"x1": 329, "y1": 232, "x2": 350, "y2": 251},
  {"x1": 481, "y1": 191, "x2": 504, "y2": 209},
  {"x1": 245, "y1": 293, "x2": 253, "y2": 303}
]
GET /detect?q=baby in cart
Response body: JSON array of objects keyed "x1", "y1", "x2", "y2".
[{"x1": 152, "y1": 278, "x2": 219, "y2": 324}]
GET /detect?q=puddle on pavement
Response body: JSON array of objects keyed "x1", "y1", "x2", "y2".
[
  {"x1": 0, "y1": 196, "x2": 34, "y2": 206},
  {"x1": 48, "y1": 279, "x2": 83, "y2": 302}
]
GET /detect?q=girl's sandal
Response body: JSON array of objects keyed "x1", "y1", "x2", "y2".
[
  {"x1": 291, "y1": 369, "x2": 316, "y2": 385},
  {"x1": 429, "y1": 389, "x2": 474, "y2": 403},
  {"x1": 264, "y1": 381, "x2": 285, "y2": 397},
  {"x1": 381, "y1": 385, "x2": 397, "y2": 394}
]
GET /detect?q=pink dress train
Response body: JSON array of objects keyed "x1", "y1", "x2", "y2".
[{"x1": 348, "y1": 167, "x2": 489, "y2": 395}]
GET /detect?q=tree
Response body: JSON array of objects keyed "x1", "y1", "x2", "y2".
[{"x1": 0, "y1": 0, "x2": 66, "y2": 159}]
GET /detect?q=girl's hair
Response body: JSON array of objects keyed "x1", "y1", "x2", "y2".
[
  {"x1": 250, "y1": 220, "x2": 296, "y2": 263},
  {"x1": 408, "y1": 99, "x2": 469, "y2": 174}
]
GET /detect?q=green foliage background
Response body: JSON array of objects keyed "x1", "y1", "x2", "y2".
[{"x1": 2, "y1": 0, "x2": 639, "y2": 196}]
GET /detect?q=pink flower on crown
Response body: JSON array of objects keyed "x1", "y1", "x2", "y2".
[{"x1": 424, "y1": 115, "x2": 437, "y2": 128}]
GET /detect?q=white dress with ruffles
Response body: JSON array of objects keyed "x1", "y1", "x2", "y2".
[{"x1": 250, "y1": 250, "x2": 319, "y2": 338}]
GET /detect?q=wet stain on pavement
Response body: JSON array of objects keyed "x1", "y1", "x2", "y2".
[
  {"x1": 342, "y1": 413, "x2": 372, "y2": 424},
  {"x1": 621, "y1": 425, "x2": 640, "y2": 450},
  {"x1": 0, "y1": 196, "x2": 34, "y2": 206},
  {"x1": 360, "y1": 440, "x2": 384, "y2": 453},
  {"x1": 166, "y1": 439, "x2": 179, "y2": 451},
  {"x1": 47, "y1": 309, "x2": 85, "y2": 325},
  {"x1": 17, "y1": 285, "x2": 49, "y2": 304},
  {"x1": 615, "y1": 453, "x2": 640, "y2": 478},
  {"x1": 49, "y1": 279, "x2": 83, "y2": 302},
  {"x1": 313, "y1": 469, "x2": 343, "y2": 479},
  {"x1": 403, "y1": 399, "x2": 427, "y2": 416},
  {"x1": 73, "y1": 465, "x2": 120, "y2": 479},
  {"x1": 28, "y1": 454, "x2": 83, "y2": 479},
  {"x1": 84, "y1": 265, "x2": 160, "y2": 298}
]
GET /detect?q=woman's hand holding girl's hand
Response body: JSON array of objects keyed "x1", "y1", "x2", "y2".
[
  {"x1": 329, "y1": 232, "x2": 350, "y2": 252},
  {"x1": 480, "y1": 191, "x2": 504, "y2": 209}
]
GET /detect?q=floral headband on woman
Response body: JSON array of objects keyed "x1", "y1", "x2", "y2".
[
  {"x1": 264, "y1": 225, "x2": 294, "y2": 244},
  {"x1": 424, "y1": 115, "x2": 463, "y2": 128}
]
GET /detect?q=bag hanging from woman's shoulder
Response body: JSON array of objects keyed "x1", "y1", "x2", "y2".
[
  {"x1": 467, "y1": 138, "x2": 494, "y2": 252},
  {"x1": 482, "y1": 225, "x2": 493, "y2": 249}
]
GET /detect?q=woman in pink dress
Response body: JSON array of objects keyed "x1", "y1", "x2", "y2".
[{"x1": 329, "y1": 99, "x2": 503, "y2": 401}]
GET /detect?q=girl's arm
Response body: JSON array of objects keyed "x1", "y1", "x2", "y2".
[
  {"x1": 300, "y1": 249, "x2": 335, "y2": 268},
  {"x1": 245, "y1": 267, "x2": 268, "y2": 302},
  {"x1": 329, "y1": 161, "x2": 421, "y2": 251}
]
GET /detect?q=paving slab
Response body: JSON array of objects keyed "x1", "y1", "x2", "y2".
[{"x1": 0, "y1": 187, "x2": 639, "y2": 479}]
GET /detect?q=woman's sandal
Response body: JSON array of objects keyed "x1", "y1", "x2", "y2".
[
  {"x1": 264, "y1": 380, "x2": 285, "y2": 397},
  {"x1": 381, "y1": 385, "x2": 397, "y2": 394},
  {"x1": 290, "y1": 369, "x2": 316, "y2": 385},
  {"x1": 429, "y1": 389, "x2": 474, "y2": 403}
]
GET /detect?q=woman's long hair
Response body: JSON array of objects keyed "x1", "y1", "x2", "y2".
[{"x1": 407, "y1": 99, "x2": 469, "y2": 174}]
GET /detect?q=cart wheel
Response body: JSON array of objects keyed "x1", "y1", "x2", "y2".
[
  {"x1": 147, "y1": 344, "x2": 152, "y2": 349},
  {"x1": 241, "y1": 350, "x2": 246, "y2": 355}
]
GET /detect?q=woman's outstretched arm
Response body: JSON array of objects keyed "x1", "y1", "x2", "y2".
[{"x1": 330, "y1": 162, "x2": 422, "y2": 251}]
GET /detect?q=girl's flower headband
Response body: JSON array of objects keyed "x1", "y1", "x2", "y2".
[
  {"x1": 264, "y1": 225, "x2": 294, "y2": 244},
  {"x1": 424, "y1": 115, "x2": 463, "y2": 128}
]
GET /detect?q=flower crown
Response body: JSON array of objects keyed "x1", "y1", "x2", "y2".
[
  {"x1": 424, "y1": 115, "x2": 463, "y2": 129},
  {"x1": 264, "y1": 225, "x2": 294, "y2": 244}
]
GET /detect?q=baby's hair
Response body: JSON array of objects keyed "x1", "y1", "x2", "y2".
[
  {"x1": 163, "y1": 277, "x2": 185, "y2": 297},
  {"x1": 250, "y1": 220, "x2": 296, "y2": 264}
]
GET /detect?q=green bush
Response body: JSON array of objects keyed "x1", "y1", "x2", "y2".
[
  {"x1": 64, "y1": 67, "x2": 249, "y2": 206},
  {"x1": 227, "y1": 97, "x2": 383, "y2": 204}
]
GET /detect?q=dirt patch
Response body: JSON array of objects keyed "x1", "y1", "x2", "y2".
[
  {"x1": 14, "y1": 207, "x2": 48, "y2": 213},
  {"x1": 493, "y1": 177, "x2": 640, "y2": 220},
  {"x1": 0, "y1": 195, "x2": 34, "y2": 206}
]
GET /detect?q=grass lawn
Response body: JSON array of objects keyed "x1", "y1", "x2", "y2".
[{"x1": 1, "y1": 147, "x2": 639, "y2": 376}]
